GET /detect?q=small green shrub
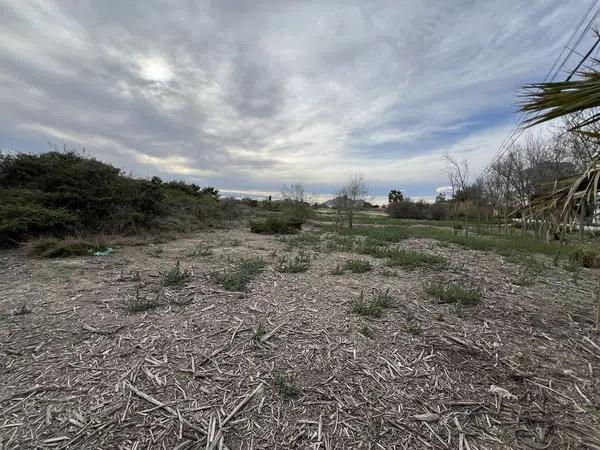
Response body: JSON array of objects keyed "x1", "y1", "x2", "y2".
[
  {"x1": 250, "y1": 216, "x2": 302, "y2": 234},
  {"x1": 276, "y1": 250, "x2": 311, "y2": 273},
  {"x1": 162, "y1": 260, "x2": 191, "y2": 287},
  {"x1": 213, "y1": 257, "x2": 266, "y2": 291},
  {"x1": 351, "y1": 292, "x2": 383, "y2": 317},
  {"x1": 126, "y1": 288, "x2": 162, "y2": 312},
  {"x1": 274, "y1": 374, "x2": 300, "y2": 399},
  {"x1": 26, "y1": 237, "x2": 109, "y2": 258},
  {"x1": 424, "y1": 281, "x2": 482, "y2": 306},
  {"x1": 373, "y1": 289, "x2": 394, "y2": 308},
  {"x1": 386, "y1": 249, "x2": 447, "y2": 270},
  {"x1": 350, "y1": 289, "x2": 394, "y2": 317}
]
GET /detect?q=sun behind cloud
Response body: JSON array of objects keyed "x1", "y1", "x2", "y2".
[{"x1": 138, "y1": 56, "x2": 173, "y2": 83}]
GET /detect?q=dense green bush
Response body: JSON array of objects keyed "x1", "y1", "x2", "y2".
[
  {"x1": 249, "y1": 216, "x2": 302, "y2": 234},
  {"x1": 0, "y1": 150, "x2": 223, "y2": 245},
  {"x1": 386, "y1": 199, "x2": 447, "y2": 220}
]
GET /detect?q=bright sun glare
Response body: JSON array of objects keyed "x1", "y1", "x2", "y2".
[{"x1": 139, "y1": 57, "x2": 173, "y2": 82}]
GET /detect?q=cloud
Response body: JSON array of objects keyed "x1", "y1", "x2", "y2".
[{"x1": 0, "y1": 0, "x2": 593, "y2": 199}]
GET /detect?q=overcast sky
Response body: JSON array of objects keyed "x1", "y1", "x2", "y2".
[{"x1": 0, "y1": 1, "x2": 596, "y2": 203}]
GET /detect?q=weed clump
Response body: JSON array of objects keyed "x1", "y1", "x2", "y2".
[
  {"x1": 343, "y1": 259, "x2": 372, "y2": 273},
  {"x1": 126, "y1": 288, "x2": 162, "y2": 312},
  {"x1": 213, "y1": 257, "x2": 266, "y2": 291},
  {"x1": 424, "y1": 280, "x2": 482, "y2": 306},
  {"x1": 274, "y1": 374, "x2": 300, "y2": 399},
  {"x1": 350, "y1": 289, "x2": 394, "y2": 317},
  {"x1": 276, "y1": 250, "x2": 311, "y2": 273},
  {"x1": 163, "y1": 260, "x2": 191, "y2": 287}
]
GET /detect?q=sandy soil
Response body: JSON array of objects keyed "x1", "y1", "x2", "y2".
[{"x1": 0, "y1": 226, "x2": 599, "y2": 449}]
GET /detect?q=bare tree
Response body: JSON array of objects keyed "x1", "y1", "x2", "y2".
[
  {"x1": 339, "y1": 175, "x2": 368, "y2": 229},
  {"x1": 444, "y1": 154, "x2": 470, "y2": 236}
]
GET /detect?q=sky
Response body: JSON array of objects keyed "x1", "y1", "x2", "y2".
[{"x1": 0, "y1": 1, "x2": 597, "y2": 204}]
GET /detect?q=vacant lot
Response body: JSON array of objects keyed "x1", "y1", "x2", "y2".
[{"x1": 1, "y1": 225, "x2": 599, "y2": 449}]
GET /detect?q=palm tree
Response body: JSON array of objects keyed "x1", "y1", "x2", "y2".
[{"x1": 520, "y1": 68, "x2": 600, "y2": 328}]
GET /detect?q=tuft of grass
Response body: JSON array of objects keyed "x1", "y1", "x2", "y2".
[
  {"x1": 126, "y1": 288, "x2": 162, "y2": 312},
  {"x1": 27, "y1": 237, "x2": 110, "y2": 258},
  {"x1": 386, "y1": 249, "x2": 447, "y2": 270},
  {"x1": 252, "y1": 322, "x2": 267, "y2": 343},
  {"x1": 355, "y1": 239, "x2": 390, "y2": 258},
  {"x1": 373, "y1": 289, "x2": 394, "y2": 308},
  {"x1": 162, "y1": 260, "x2": 191, "y2": 287},
  {"x1": 276, "y1": 250, "x2": 311, "y2": 273},
  {"x1": 343, "y1": 259, "x2": 372, "y2": 273},
  {"x1": 213, "y1": 257, "x2": 266, "y2": 291},
  {"x1": 424, "y1": 280, "x2": 482, "y2": 306},
  {"x1": 350, "y1": 289, "x2": 394, "y2": 317},
  {"x1": 274, "y1": 374, "x2": 300, "y2": 399},
  {"x1": 405, "y1": 319, "x2": 423, "y2": 336}
]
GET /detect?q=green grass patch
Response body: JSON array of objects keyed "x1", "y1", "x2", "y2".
[
  {"x1": 350, "y1": 289, "x2": 394, "y2": 317},
  {"x1": 343, "y1": 259, "x2": 372, "y2": 273},
  {"x1": 213, "y1": 257, "x2": 266, "y2": 291},
  {"x1": 386, "y1": 249, "x2": 447, "y2": 270},
  {"x1": 424, "y1": 280, "x2": 482, "y2": 306},
  {"x1": 281, "y1": 232, "x2": 322, "y2": 249}
]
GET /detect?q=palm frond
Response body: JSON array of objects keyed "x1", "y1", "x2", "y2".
[{"x1": 520, "y1": 71, "x2": 600, "y2": 129}]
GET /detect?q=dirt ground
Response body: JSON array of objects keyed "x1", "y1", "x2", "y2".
[{"x1": 1, "y1": 226, "x2": 599, "y2": 449}]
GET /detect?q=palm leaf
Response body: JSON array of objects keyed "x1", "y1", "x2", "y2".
[{"x1": 520, "y1": 71, "x2": 600, "y2": 129}]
